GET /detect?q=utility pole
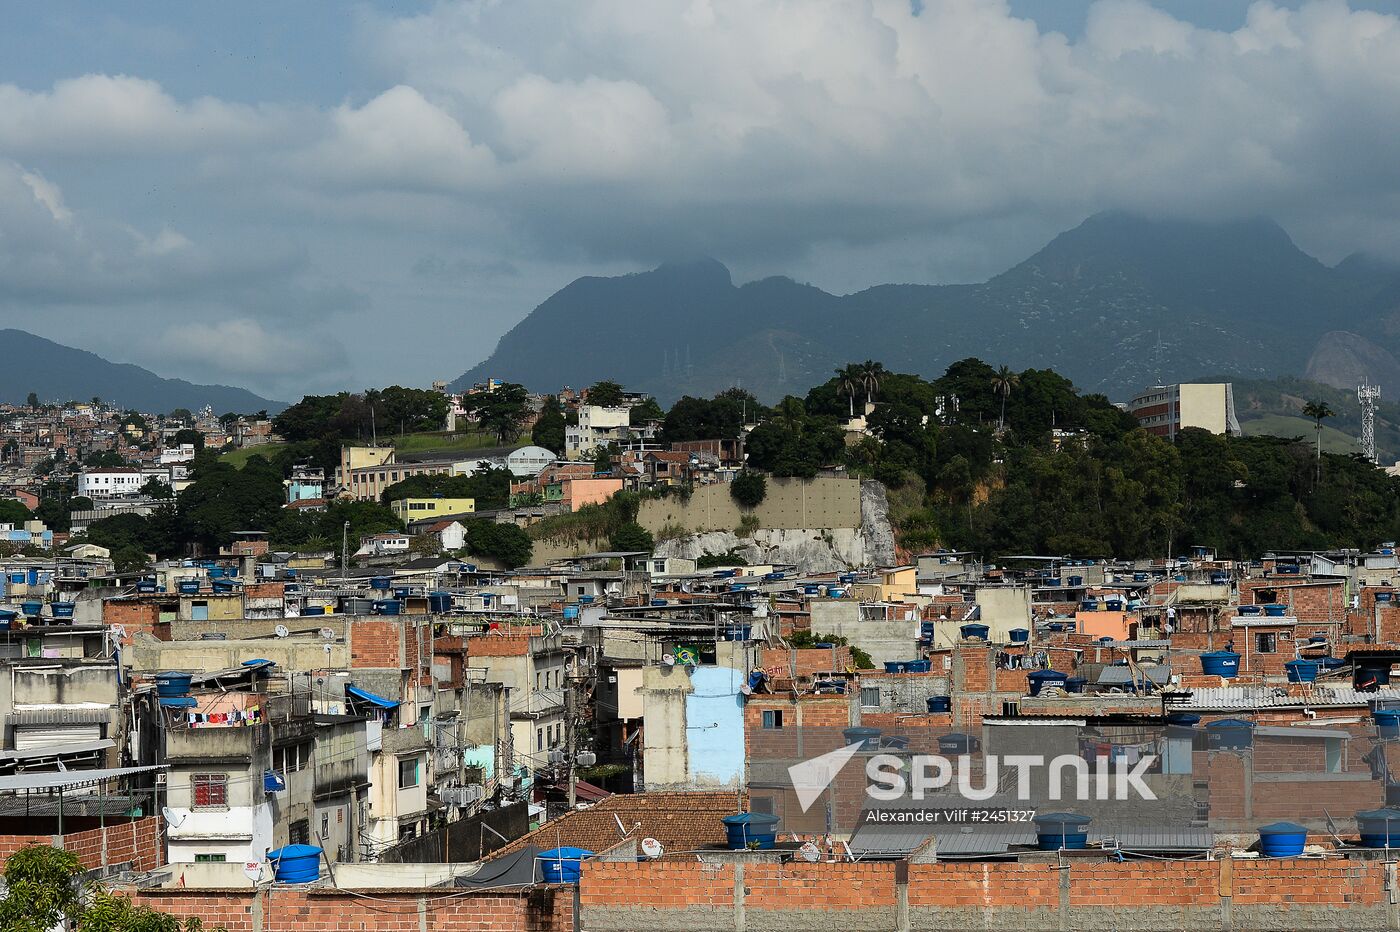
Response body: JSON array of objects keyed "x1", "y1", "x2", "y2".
[{"x1": 341, "y1": 521, "x2": 350, "y2": 580}]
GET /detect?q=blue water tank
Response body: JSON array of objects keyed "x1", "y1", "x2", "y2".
[
  {"x1": 212, "y1": 579, "x2": 234, "y2": 593},
  {"x1": 1285, "y1": 660, "x2": 1319, "y2": 684},
  {"x1": 1264, "y1": 604, "x2": 1287, "y2": 617},
  {"x1": 1238, "y1": 605, "x2": 1262, "y2": 616},
  {"x1": 1319, "y1": 655, "x2": 1346, "y2": 670},
  {"x1": 905, "y1": 659, "x2": 931, "y2": 673},
  {"x1": 1034, "y1": 812, "x2": 1091, "y2": 850},
  {"x1": 884, "y1": 661, "x2": 905, "y2": 673},
  {"x1": 1257, "y1": 822, "x2": 1307, "y2": 857},
  {"x1": 1356, "y1": 809, "x2": 1400, "y2": 848},
  {"x1": 1206, "y1": 719, "x2": 1255, "y2": 749},
  {"x1": 178, "y1": 580, "x2": 201, "y2": 594},
  {"x1": 370, "y1": 576, "x2": 391, "y2": 591},
  {"x1": 1379, "y1": 592, "x2": 1396, "y2": 604},
  {"x1": 302, "y1": 605, "x2": 324, "y2": 616},
  {"x1": 155, "y1": 672, "x2": 193, "y2": 698},
  {"x1": 1132, "y1": 572, "x2": 1148, "y2": 582},
  {"x1": 803, "y1": 585, "x2": 819, "y2": 595},
  {"x1": 1067, "y1": 575, "x2": 1084, "y2": 587},
  {"x1": 563, "y1": 605, "x2": 580, "y2": 620},
  {"x1": 393, "y1": 586, "x2": 410, "y2": 599},
  {"x1": 1028, "y1": 670, "x2": 1069, "y2": 696},
  {"x1": 1375, "y1": 709, "x2": 1400, "y2": 739},
  {"x1": 1046, "y1": 622, "x2": 1064, "y2": 633},
  {"x1": 372, "y1": 599, "x2": 402, "y2": 616},
  {"x1": 926, "y1": 696, "x2": 951, "y2": 713},
  {"x1": 428, "y1": 592, "x2": 452, "y2": 613},
  {"x1": 650, "y1": 598, "x2": 668, "y2": 607},
  {"x1": 1079, "y1": 600, "x2": 1098, "y2": 612},
  {"x1": 1064, "y1": 676, "x2": 1087, "y2": 694},
  {"x1": 960, "y1": 623, "x2": 989, "y2": 640},
  {"x1": 844, "y1": 726, "x2": 882, "y2": 750},
  {"x1": 726, "y1": 624, "x2": 753, "y2": 642},
  {"x1": 1211, "y1": 573, "x2": 1230, "y2": 585},
  {"x1": 1200, "y1": 651, "x2": 1240, "y2": 678},
  {"x1": 1167, "y1": 712, "x2": 1201, "y2": 727},
  {"x1": 267, "y1": 844, "x2": 322, "y2": 883},
  {"x1": 579, "y1": 594, "x2": 596, "y2": 604},
  {"x1": 50, "y1": 602, "x2": 74, "y2": 618},
  {"x1": 1008, "y1": 628, "x2": 1029, "y2": 644},
  {"x1": 938, "y1": 733, "x2": 980, "y2": 754},
  {"x1": 537, "y1": 846, "x2": 594, "y2": 882},
  {"x1": 721, "y1": 814, "x2": 779, "y2": 850},
  {"x1": 21, "y1": 600, "x2": 42, "y2": 617}
]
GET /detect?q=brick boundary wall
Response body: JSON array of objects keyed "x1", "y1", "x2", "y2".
[
  {"x1": 0, "y1": 815, "x2": 163, "y2": 872},
  {"x1": 130, "y1": 885, "x2": 573, "y2": 932},
  {"x1": 579, "y1": 858, "x2": 1400, "y2": 932}
]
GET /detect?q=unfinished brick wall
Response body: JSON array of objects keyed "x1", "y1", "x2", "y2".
[
  {"x1": 0, "y1": 816, "x2": 163, "y2": 872},
  {"x1": 349, "y1": 619, "x2": 403, "y2": 668},
  {"x1": 131, "y1": 886, "x2": 573, "y2": 932},
  {"x1": 104, "y1": 600, "x2": 167, "y2": 645}
]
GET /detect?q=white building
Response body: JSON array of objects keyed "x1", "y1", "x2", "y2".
[
  {"x1": 565, "y1": 405, "x2": 633, "y2": 459},
  {"x1": 356, "y1": 533, "x2": 411, "y2": 557},
  {"x1": 77, "y1": 467, "x2": 143, "y2": 499}
]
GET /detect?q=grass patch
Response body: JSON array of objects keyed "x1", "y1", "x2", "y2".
[
  {"x1": 389, "y1": 430, "x2": 502, "y2": 454},
  {"x1": 1239, "y1": 415, "x2": 1358, "y2": 455},
  {"x1": 220, "y1": 443, "x2": 287, "y2": 468}
]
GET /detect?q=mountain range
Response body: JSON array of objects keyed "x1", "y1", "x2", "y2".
[
  {"x1": 453, "y1": 212, "x2": 1400, "y2": 404},
  {"x1": 0, "y1": 329, "x2": 285, "y2": 414}
]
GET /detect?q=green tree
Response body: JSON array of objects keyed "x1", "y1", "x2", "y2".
[
  {"x1": 991, "y1": 365, "x2": 1019, "y2": 430},
  {"x1": 83, "y1": 450, "x2": 126, "y2": 468},
  {"x1": 0, "y1": 499, "x2": 30, "y2": 525},
  {"x1": 1302, "y1": 399, "x2": 1335, "y2": 482},
  {"x1": 837, "y1": 364, "x2": 863, "y2": 418},
  {"x1": 169, "y1": 407, "x2": 193, "y2": 424},
  {"x1": 730, "y1": 471, "x2": 767, "y2": 509},
  {"x1": 464, "y1": 520, "x2": 533, "y2": 568},
  {"x1": 586, "y1": 380, "x2": 625, "y2": 407},
  {"x1": 463, "y1": 382, "x2": 531, "y2": 443},
  {"x1": 173, "y1": 428, "x2": 205, "y2": 452},
  {"x1": 141, "y1": 477, "x2": 174, "y2": 499},
  {"x1": 0, "y1": 843, "x2": 224, "y2": 932},
  {"x1": 609, "y1": 521, "x2": 654, "y2": 553},
  {"x1": 531, "y1": 395, "x2": 567, "y2": 453},
  {"x1": 25, "y1": 391, "x2": 38, "y2": 408},
  {"x1": 629, "y1": 397, "x2": 664, "y2": 426},
  {"x1": 593, "y1": 443, "x2": 617, "y2": 474}
]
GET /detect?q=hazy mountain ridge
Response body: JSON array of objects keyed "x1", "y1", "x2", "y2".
[
  {"x1": 454, "y1": 213, "x2": 1400, "y2": 404},
  {"x1": 0, "y1": 329, "x2": 285, "y2": 413}
]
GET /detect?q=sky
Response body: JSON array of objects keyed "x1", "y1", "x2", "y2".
[{"x1": 4, "y1": 0, "x2": 1400, "y2": 402}]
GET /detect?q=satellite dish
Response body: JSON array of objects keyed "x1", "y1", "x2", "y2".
[
  {"x1": 320, "y1": 627, "x2": 335, "y2": 641},
  {"x1": 740, "y1": 683, "x2": 753, "y2": 696},
  {"x1": 161, "y1": 806, "x2": 186, "y2": 827},
  {"x1": 273, "y1": 624, "x2": 289, "y2": 639},
  {"x1": 661, "y1": 654, "x2": 675, "y2": 667},
  {"x1": 798, "y1": 842, "x2": 821, "y2": 863},
  {"x1": 243, "y1": 860, "x2": 262, "y2": 881},
  {"x1": 640, "y1": 838, "x2": 664, "y2": 859},
  {"x1": 323, "y1": 643, "x2": 333, "y2": 654}
]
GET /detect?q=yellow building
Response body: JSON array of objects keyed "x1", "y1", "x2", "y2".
[{"x1": 390, "y1": 497, "x2": 476, "y2": 521}]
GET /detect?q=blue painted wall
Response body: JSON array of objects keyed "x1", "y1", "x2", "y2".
[{"x1": 686, "y1": 665, "x2": 745, "y2": 788}]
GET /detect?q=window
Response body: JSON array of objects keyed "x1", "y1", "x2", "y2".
[
  {"x1": 860, "y1": 686, "x2": 881, "y2": 708},
  {"x1": 289, "y1": 819, "x2": 310, "y2": 846},
  {"x1": 194, "y1": 854, "x2": 226, "y2": 863},
  {"x1": 1255, "y1": 632, "x2": 1277, "y2": 653},
  {"x1": 274, "y1": 743, "x2": 307, "y2": 775},
  {"x1": 398, "y1": 757, "x2": 420, "y2": 789},
  {"x1": 762, "y1": 710, "x2": 783, "y2": 730},
  {"x1": 537, "y1": 728, "x2": 544, "y2": 751},
  {"x1": 321, "y1": 813, "x2": 329, "y2": 839},
  {"x1": 191, "y1": 773, "x2": 228, "y2": 809}
]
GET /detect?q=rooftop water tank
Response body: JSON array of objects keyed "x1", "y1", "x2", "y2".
[
  {"x1": 1285, "y1": 660, "x2": 1319, "y2": 684},
  {"x1": 721, "y1": 814, "x2": 779, "y2": 850},
  {"x1": 1034, "y1": 812, "x2": 1091, "y2": 850},
  {"x1": 49, "y1": 602, "x2": 74, "y2": 619},
  {"x1": 726, "y1": 623, "x2": 753, "y2": 642},
  {"x1": 1028, "y1": 670, "x2": 1069, "y2": 696},
  {"x1": 178, "y1": 580, "x2": 201, "y2": 594},
  {"x1": 154, "y1": 672, "x2": 193, "y2": 698},
  {"x1": 905, "y1": 659, "x2": 931, "y2": 673},
  {"x1": 302, "y1": 605, "x2": 325, "y2": 616},
  {"x1": 1356, "y1": 808, "x2": 1400, "y2": 848},
  {"x1": 1264, "y1": 604, "x2": 1288, "y2": 617},
  {"x1": 1200, "y1": 651, "x2": 1240, "y2": 678},
  {"x1": 884, "y1": 661, "x2": 906, "y2": 673},
  {"x1": 1063, "y1": 676, "x2": 1087, "y2": 694},
  {"x1": 1238, "y1": 605, "x2": 1262, "y2": 616},
  {"x1": 1008, "y1": 628, "x2": 1029, "y2": 644},
  {"x1": 21, "y1": 601, "x2": 42, "y2": 617},
  {"x1": 428, "y1": 592, "x2": 452, "y2": 613},
  {"x1": 843, "y1": 726, "x2": 882, "y2": 751},
  {"x1": 266, "y1": 844, "x2": 322, "y2": 884},
  {"x1": 926, "y1": 696, "x2": 951, "y2": 713},
  {"x1": 372, "y1": 599, "x2": 402, "y2": 616},
  {"x1": 1257, "y1": 822, "x2": 1307, "y2": 858},
  {"x1": 537, "y1": 847, "x2": 594, "y2": 882},
  {"x1": 370, "y1": 576, "x2": 392, "y2": 590},
  {"x1": 1374, "y1": 709, "x2": 1400, "y2": 740},
  {"x1": 938, "y1": 733, "x2": 980, "y2": 755},
  {"x1": 1206, "y1": 718, "x2": 1254, "y2": 750},
  {"x1": 960, "y1": 623, "x2": 989, "y2": 641}
]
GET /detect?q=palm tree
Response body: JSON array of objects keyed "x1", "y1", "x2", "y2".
[
  {"x1": 836, "y1": 365, "x2": 862, "y2": 419},
  {"x1": 1302, "y1": 399, "x2": 1335, "y2": 482},
  {"x1": 859, "y1": 360, "x2": 888, "y2": 410},
  {"x1": 777, "y1": 395, "x2": 805, "y2": 430},
  {"x1": 991, "y1": 365, "x2": 1019, "y2": 429}
]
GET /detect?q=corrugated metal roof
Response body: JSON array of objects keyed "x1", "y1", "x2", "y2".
[
  {"x1": 1090, "y1": 826, "x2": 1212, "y2": 852},
  {"x1": 1176, "y1": 685, "x2": 1400, "y2": 710},
  {"x1": 932, "y1": 826, "x2": 1037, "y2": 856},
  {"x1": 1097, "y1": 664, "x2": 1170, "y2": 686}
]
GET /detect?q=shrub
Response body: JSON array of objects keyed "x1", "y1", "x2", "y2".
[{"x1": 730, "y1": 471, "x2": 767, "y2": 508}]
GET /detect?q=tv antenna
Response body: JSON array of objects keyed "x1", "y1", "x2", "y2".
[{"x1": 1359, "y1": 384, "x2": 1381, "y2": 465}]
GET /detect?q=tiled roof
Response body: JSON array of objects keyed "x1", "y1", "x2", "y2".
[{"x1": 484, "y1": 790, "x2": 742, "y2": 861}]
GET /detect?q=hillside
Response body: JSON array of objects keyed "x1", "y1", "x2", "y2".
[
  {"x1": 454, "y1": 213, "x2": 1400, "y2": 404},
  {"x1": 0, "y1": 329, "x2": 284, "y2": 414},
  {"x1": 1225, "y1": 375, "x2": 1400, "y2": 464}
]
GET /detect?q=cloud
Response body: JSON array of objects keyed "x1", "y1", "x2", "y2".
[{"x1": 8, "y1": 1, "x2": 1400, "y2": 397}]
